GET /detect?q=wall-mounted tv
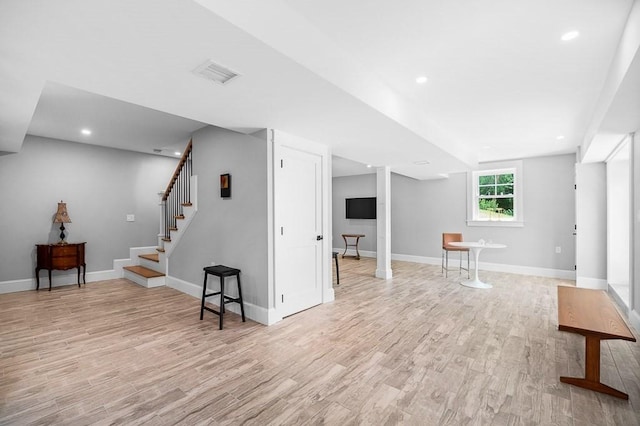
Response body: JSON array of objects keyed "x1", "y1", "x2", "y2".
[{"x1": 346, "y1": 197, "x2": 376, "y2": 219}]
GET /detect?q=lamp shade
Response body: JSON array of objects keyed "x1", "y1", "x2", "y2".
[{"x1": 54, "y1": 201, "x2": 71, "y2": 224}]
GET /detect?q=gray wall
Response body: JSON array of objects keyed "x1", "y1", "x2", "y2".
[
  {"x1": 0, "y1": 135, "x2": 177, "y2": 282},
  {"x1": 168, "y1": 126, "x2": 269, "y2": 309},
  {"x1": 332, "y1": 174, "x2": 377, "y2": 252},
  {"x1": 332, "y1": 154, "x2": 576, "y2": 271}
]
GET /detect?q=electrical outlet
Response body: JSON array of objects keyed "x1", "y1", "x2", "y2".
[
  {"x1": 555, "y1": 246, "x2": 561, "y2": 254},
  {"x1": 126, "y1": 214, "x2": 135, "y2": 222}
]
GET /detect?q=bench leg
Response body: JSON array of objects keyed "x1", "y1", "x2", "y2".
[{"x1": 560, "y1": 335, "x2": 629, "y2": 400}]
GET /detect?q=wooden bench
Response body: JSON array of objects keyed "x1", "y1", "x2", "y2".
[{"x1": 557, "y1": 286, "x2": 636, "y2": 399}]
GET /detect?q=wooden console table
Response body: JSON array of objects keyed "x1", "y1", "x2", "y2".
[
  {"x1": 341, "y1": 234, "x2": 365, "y2": 259},
  {"x1": 35, "y1": 242, "x2": 86, "y2": 291},
  {"x1": 557, "y1": 286, "x2": 636, "y2": 399}
]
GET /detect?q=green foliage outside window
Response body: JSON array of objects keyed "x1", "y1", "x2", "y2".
[{"x1": 477, "y1": 172, "x2": 515, "y2": 219}]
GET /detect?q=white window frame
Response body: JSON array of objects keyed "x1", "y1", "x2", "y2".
[{"x1": 467, "y1": 160, "x2": 524, "y2": 227}]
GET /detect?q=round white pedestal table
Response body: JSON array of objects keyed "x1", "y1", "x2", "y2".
[{"x1": 448, "y1": 242, "x2": 507, "y2": 289}]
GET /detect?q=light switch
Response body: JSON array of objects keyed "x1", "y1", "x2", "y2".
[{"x1": 126, "y1": 214, "x2": 135, "y2": 222}]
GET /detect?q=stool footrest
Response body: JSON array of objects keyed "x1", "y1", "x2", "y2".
[{"x1": 202, "y1": 306, "x2": 221, "y2": 316}]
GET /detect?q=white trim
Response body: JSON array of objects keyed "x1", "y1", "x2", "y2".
[
  {"x1": 331, "y1": 249, "x2": 575, "y2": 280},
  {"x1": 392, "y1": 253, "x2": 575, "y2": 279},
  {"x1": 375, "y1": 269, "x2": 393, "y2": 279},
  {"x1": 607, "y1": 284, "x2": 629, "y2": 315},
  {"x1": 0, "y1": 269, "x2": 119, "y2": 294},
  {"x1": 333, "y1": 249, "x2": 377, "y2": 259},
  {"x1": 466, "y1": 220, "x2": 524, "y2": 228},
  {"x1": 576, "y1": 276, "x2": 608, "y2": 289},
  {"x1": 467, "y1": 160, "x2": 524, "y2": 226},
  {"x1": 272, "y1": 129, "x2": 331, "y2": 318},
  {"x1": 165, "y1": 275, "x2": 275, "y2": 325},
  {"x1": 630, "y1": 309, "x2": 640, "y2": 334}
]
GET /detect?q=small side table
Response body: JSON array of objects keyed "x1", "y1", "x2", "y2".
[
  {"x1": 341, "y1": 234, "x2": 365, "y2": 260},
  {"x1": 35, "y1": 242, "x2": 86, "y2": 291}
]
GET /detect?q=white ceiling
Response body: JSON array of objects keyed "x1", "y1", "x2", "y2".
[
  {"x1": 27, "y1": 82, "x2": 205, "y2": 158},
  {"x1": 1, "y1": 0, "x2": 638, "y2": 179}
]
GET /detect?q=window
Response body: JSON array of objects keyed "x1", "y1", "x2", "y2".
[{"x1": 467, "y1": 161, "x2": 523, "y2": 227}]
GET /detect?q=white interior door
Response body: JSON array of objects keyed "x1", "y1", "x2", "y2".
[{"x1": 275, "y1": 145, "x2": 323, "y2": 317}]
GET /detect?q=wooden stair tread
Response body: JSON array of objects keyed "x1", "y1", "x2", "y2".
[
  {"x1": 182, "y1": 202, "x2": 192, "y2": 206},
  {"x1": 139, "y1": 253, "x2": 159, "y2": 262},
  {"x1": 156, "y1": 247, "x2": 165, "y2": 253},
  {"x1": 123, "y1": 265, "x2": 164, "y2": 278},
  {"x1": 175, "y1": 215, "x2": 185, "y2": 220}
]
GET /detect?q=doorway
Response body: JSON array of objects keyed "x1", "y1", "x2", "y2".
[
  {"x1": 273, "y1": 131, "x2": 331, "y2": 318},
  {"x1": 607, "y1": 138, "x2": 631, "y2": 307}
]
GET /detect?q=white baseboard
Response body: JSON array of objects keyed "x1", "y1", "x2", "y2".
[
  {"x1": 323, "y1": 287, "x2": 335, "y2": 304},
  {"x1": 475, "y1": 261, "x2": 575, "y2": 280},
  {"x1": 389, "y1": 252, "x2": 575, "y2": 280},
  {"x1": 607, "y1": 284, "x2": 629, "y2": 315},
  {"x1": 576, "y1": 276, "x2": 608, "y2": 289},
  {"x1": 391, "y1": 253, "x2": 440, "y2": 265},
  {"x1": 165, "y1": 275, "x2": 274, "y2": 325},
  {"x1": 333, "y1": 249, "x2": 575, "y2": 280},
  {"x1": 375, "y1": 269, "x2": 393, "y2": 279},
  {"x1": 0, "y1": 269, "x2": 119, "y2": 294},
  {"x1": 630, "y1": 309, "x2": 640, "y2": 334},
  {"x1": 333, "y1": 248, "x2": 376, "y2": 259}
]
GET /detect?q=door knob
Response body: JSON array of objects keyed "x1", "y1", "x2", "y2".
[{"x1": 316, "y1": 235, "x2": 323, "y2": 241}]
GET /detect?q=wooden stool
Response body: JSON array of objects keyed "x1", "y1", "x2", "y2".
[{"x1": 200, "y1": 265, "x2": 246, "y2": 330}]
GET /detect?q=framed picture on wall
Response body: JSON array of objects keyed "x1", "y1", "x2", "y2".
[{"x1": 220, "y1": 173, "x2": 231, "y2": 198}]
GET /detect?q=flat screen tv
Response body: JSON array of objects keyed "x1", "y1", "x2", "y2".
[{"x1": 346, "y1": 197, "x2": 376, "y2": 219}]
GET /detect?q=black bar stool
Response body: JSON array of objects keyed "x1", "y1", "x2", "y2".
[
  {"x1": 332, "y1": 251, "x2": 340, "y2": 284},
  {"x1": 200, "y1": 265, "x2": 246, "y2": 330}
]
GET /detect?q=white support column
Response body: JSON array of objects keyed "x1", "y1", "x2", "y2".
[{"x1": 376, "y1": 166, "x2": 392, "y2": 279}]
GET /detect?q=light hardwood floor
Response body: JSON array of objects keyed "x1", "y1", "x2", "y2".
[{"x1": 1, "y1": 258, "x2": 639, "y2": 425}]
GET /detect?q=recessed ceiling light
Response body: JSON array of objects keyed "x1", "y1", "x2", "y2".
[
  {"x1": 416, "y1": 76, "x2": 428, "y2": 84},
  {"x1": 414, "y1": 160, "x2": 430, "y2": 165},
  {"x1": 174, "y1": 151, "x2": 181, "y2": 156},
  {"x1": 81, "y1": 129, "x2": 92, "y2": 136},
  {"x1": 482, "y1": 145, "x2": 492, "y2": 149},
  {"x1": 561, "y1": 31, "x2": 579, "y2": 41},
  {"x1": 556, "y1": 135, "x2": 565, "y2": 140},
  {"x1": 366, "y1": 164, "x2": 372, "y2": 168}
]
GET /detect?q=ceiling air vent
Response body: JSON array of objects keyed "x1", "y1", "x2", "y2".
[{"x1": 192, "y1": 60, "x2": 240, "y2": 85}]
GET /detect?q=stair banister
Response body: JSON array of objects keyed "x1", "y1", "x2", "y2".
[{"x1": 161, "y1": 140, "x2": 193, "y2": 243}]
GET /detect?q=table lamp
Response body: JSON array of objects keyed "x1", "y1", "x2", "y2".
[{"x1": 53, "y1": 201, "x2": 71, "y2": 244}]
